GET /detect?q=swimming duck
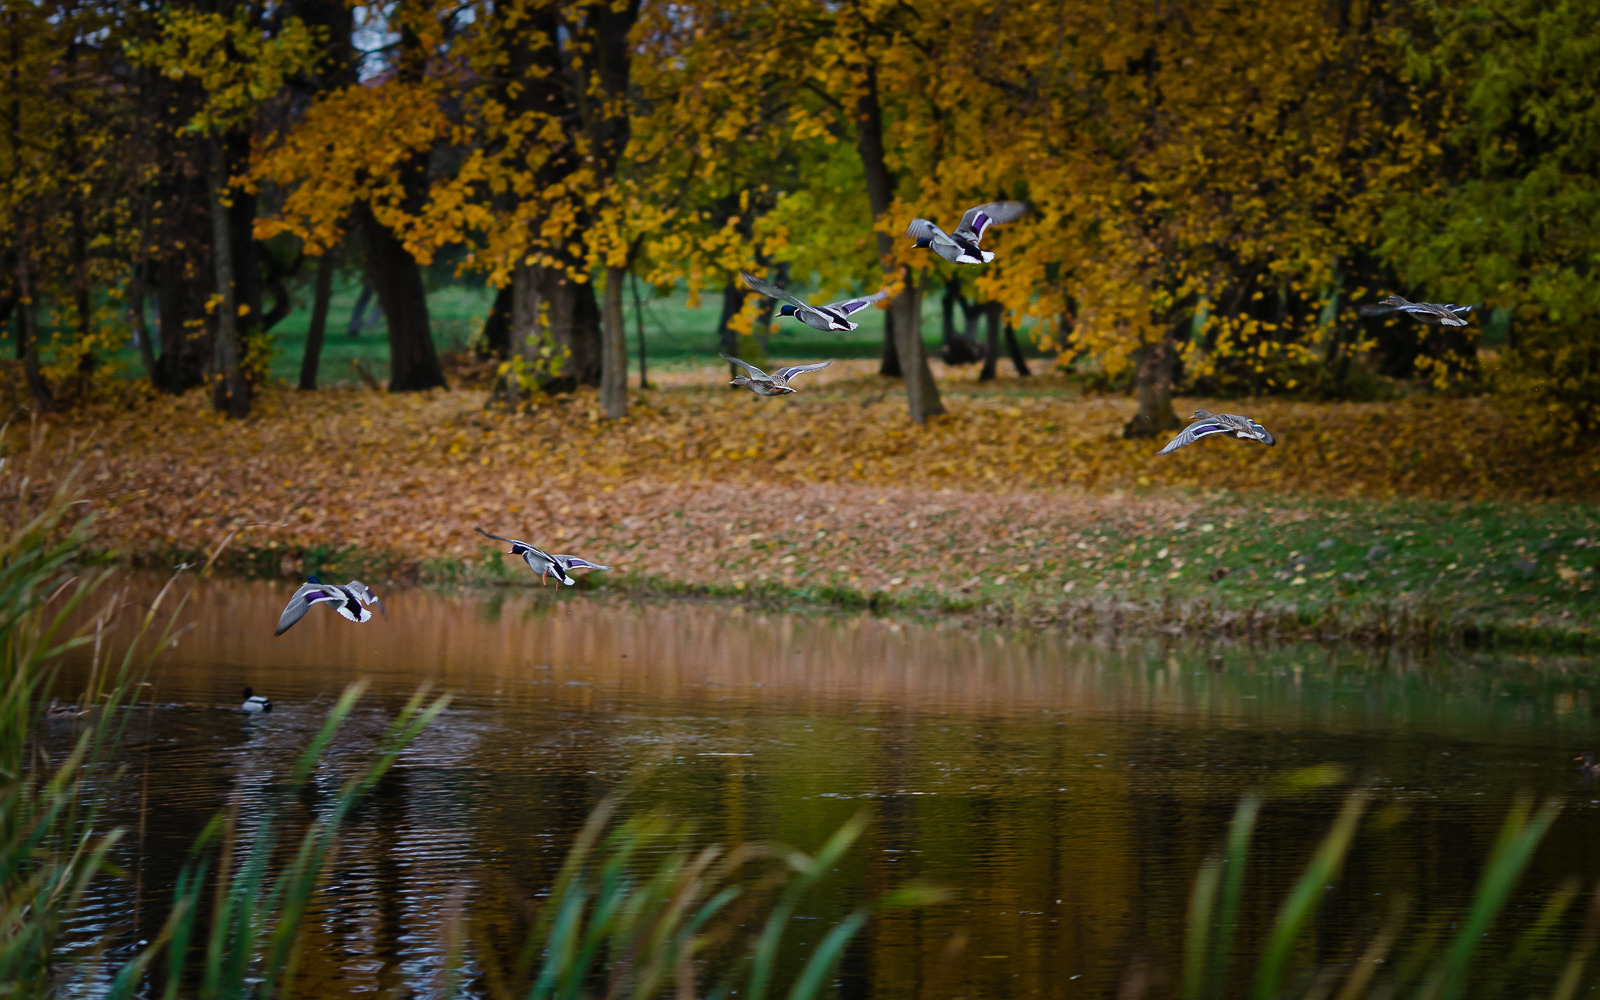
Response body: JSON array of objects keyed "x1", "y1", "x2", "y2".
[
  {"x1": 740, "y1": 272, "x2": 888, "y2": 332},
  {"x1": 476, "y1": 528, "x2": 610, "y2": 586},
  {"x1": 719, "y1": 354, "x2": 833, "y2": 396},
  {"x1": 1158, "y1": 410, "x2": 1277, "y2": 455},
  {"x1": 1369, "y1": 295, "x2": 1473, "y2": 327},
  {"x1": 274, "y1": 576, "x2": 386, "y2": 636},
  {"x1": 906, "y1": 201, "x2": 1030, "y2": 265},
  {"x1": 44, "y1": 699, "x2": 82, "y2": 719},
  {"x1": 1577, "y1": 753, "x2": 1600, "y2": 779},
  {"x1": 241, "y1": 686, "x2": 272, "y2": 713}
]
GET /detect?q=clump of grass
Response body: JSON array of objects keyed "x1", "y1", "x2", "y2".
[{"x1": 1182, "y1": 780, "x2": 1571, "y2": 1000}]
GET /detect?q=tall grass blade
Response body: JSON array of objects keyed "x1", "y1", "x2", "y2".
[{"x1": 1251, "y1": 794, "x2": 1365, "y2": 1000}]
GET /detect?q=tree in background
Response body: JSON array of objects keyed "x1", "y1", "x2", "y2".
[{"x1": 1382, "y1": 0, "x2": 1600, "y2": 439}]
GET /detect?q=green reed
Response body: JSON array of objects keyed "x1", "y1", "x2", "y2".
[{"x1": 1182, "y1": 783, "x2": 1574, "y2": 1000}]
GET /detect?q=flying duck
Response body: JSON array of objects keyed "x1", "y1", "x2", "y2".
[
  {"x1": 719, "y1": 354, "x2": 832, "y2": 396},
  {"x1": 1158, "y1": 410, "x2": 1277, "y2": 455},
  {"x1": 740, "y1": 272, "x2": 887, "y2": 332},
  {"x1": 241, "y1": 687, "x2": 272, "y2": 713},
  {"x1": 906, "y1": 201, "x2": 1030, "y2": 264},
  {"x1": 1367, "y1": 295, "x2": 1473, "y2": 327},
  {"x1": 274, "y1": 576, "x2": 385, "y2": 636},
  {"x1": 476, "y1": 528, "x2": 610, "y2": 586}
]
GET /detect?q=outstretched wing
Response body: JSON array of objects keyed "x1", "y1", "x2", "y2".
[
  {"x1": 955, "y1": 201, "x2": 1029, "y2": 244},
  {"x1": 821, "y1": 288, "x2": 889, "y2": 317},
  {"x1": 557, "y1": 556, "x2": 611, "y2": 572},
  {"x1": 344, "y1": 580, "x2": 387, "y2": 616},
  {"x1": 1157, "y1": 419, "x2": 1233, "y2": 456},
  {"x1": 1438, "y1": 304, "x2": 1472, "y2": 327},
  {"x1": 771, "y1": 360, "x2": 834, "y2": 382},
  {"x1": 476, "y1": 527, "x2": 524, "y2": 547},
  {"x1": 275, "y1": 583, "x2": 337, "y2": 636},
  {"x1": 905, "y1": 218, "x2": 954, "y2": 244},
  {"x1": 740, "y1": 271, "x2": 812, "y2": 315},
  {"x1": 720, "y1": 353, "x2": 771, "y2": 380}
]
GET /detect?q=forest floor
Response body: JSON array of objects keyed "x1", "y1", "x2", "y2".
[{"x1": 14, "y1": 357, "x2": 1600, "y2": 647}]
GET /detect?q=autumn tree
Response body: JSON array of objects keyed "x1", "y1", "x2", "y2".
[{"x1": 1382, "y1": 0, "x2": 1600, "y2": 437}]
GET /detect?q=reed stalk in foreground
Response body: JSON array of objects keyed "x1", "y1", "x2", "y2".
[{"x1": 1182, "y1": 783, "x2": 1570, "y2": 1000}]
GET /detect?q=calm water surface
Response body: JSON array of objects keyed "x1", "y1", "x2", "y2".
[{"x1": 47, "y1": 576, "x2": 1600, "y2": 997}]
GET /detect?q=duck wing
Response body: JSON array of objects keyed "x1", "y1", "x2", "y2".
[
  {"x1": 1438, "y1": 304, "x2": 1472, "y2": 327},
  {"x1": 344, "y1": 580, "x2": 386, "y2": 616},
  {"x1": 955, "y1": 201, "x2": 1029, "y2": 245},
  {"x1": 905, "y1": 218, "x2": 957, "y2": 245},
  {"x1": 820, "y1": 288, "x2": 888, "y2": 317},
  {"x1": 476, "y1": 527, "x2": 526, "y2": 548},
  {"x1": 740, "y1": 271, "x2": 813, "y2": 314},
  {"x1": 719, "y1": 353, "x2": 771, "y2": 380},
  {"x1": 556, "y1": 555, "x2": 611, "y2": 572},
  {"x1": 275, "y1": 582, "x2": 339, "y2": 636},
  {"x1": 1157, "y1": 417, "x2": 1234, "y2": 455},
  {"x1": 771, "y1": 360, "x2": 834, "y2": 382}
]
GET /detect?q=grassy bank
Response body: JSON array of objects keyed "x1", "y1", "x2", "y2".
[{"x1": 16, "y1": 370, "x2": 1600, "y2": 648}]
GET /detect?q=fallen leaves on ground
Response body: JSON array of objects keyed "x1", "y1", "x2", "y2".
[{"x1": 8, "y1": 362, "x2": 1599, "y2": 642}]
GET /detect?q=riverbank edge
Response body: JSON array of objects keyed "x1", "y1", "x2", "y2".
[{"x1": 89, "y1": 541, "x2": 1596, "y2": 652}]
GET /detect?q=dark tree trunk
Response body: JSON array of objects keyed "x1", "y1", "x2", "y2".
[
  {"x1": 207, "y1": 138, "x2": 249, "y2": 418},
  {"x1": 980, "y1": 302, "x2": 1001, "y2": 381},
  {"x1": 880, "y1": 312, "x2": 902, "y2": 377},
  {"x1": 299, "y1": 250, "x2": 335, "y2": 390},
  {"x1": 12, "y1": 258, "x2": 52, "y2": 411},
  {"x1": 357, "y1": 203, "x2": 446, "y2": 392},
  {"x1": 600, "y1": 265, "x2": 628, "y2": 418},
  {"x1": 631, "y1": 270, "x2": 648, "y2": 389},
  {"x1": 151, "y1": 203, "x2": 213, "y2": 395},
  {"x1": 855, "y1": 61, "x2": 941, "y2": 422},
  {"x1": 940, "y1": 277, "x2": 983, "y2": 365},
  {"x1": 539, "y1": 266, "x2": 601, "y2": 388},
  {"x1": 1004, "y1": 319, "x2": 1031, "y2": 376},
  {"x1": 1123, "y1": 332, "x2": 1182, "y2": 438},
  {"x1": 480, "y1": 283, "x2": 512, "y2": 359},
  {"x1": 715, "y1": 281, "x2": 744, "y2": 360},
  {"x1": 346, "y1": 284, "x2": 376, "y2": 337}
]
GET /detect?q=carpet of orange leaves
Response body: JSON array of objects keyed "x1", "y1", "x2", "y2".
[{"x1": 12, "y1": 359, "x2": 1598, "y2": 615}]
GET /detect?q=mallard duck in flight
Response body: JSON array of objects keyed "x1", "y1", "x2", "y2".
[
  {"x1": 1365, "y1": 295, "x2": 1473, "y2": 327},
  {"x1": 274, "y1": 577, "x2": 385, "y2": 636},
  {"x1": 906, "y1": 201, "x2": 1030, "y2": 264},
  {"x1": 1158, "y1": 410, "x2": 1277, "y2": 455},
  {"x1": 719, "y1": 354, "x2": 833, "y2": 396},
  {"x1": 476, "y1": 528, "x2": 610, "y2": 586},
  {"x1": 740, "y1": 271, "x2": 887, "y2": 332}
]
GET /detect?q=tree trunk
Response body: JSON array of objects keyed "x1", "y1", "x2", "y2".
[
  {"x1": 1004, "y1": 319, "x2": 1031, "y2": 376},
  {"x1": 892, "y1": 273, "x2": 943, "y2": 424},
  {"x1": 980, "y1": 302, "x2": 1001, "y2": 381},
  {"x1": 854, "y1": 61, "x2": 941, "y2": 422},
  {"x1": 207, "y1": 139, "x2": 249, "y2": 418},
  {"x1": 880, "y1": 311, "x2": 902, "y2": 376},
  {"x1": 12, "y1": 256, "x2": 52, "y2": 411},
  {"x1": 503, "y1": 261, "x2": 540, "y2": 406},
  {"x1": 600, "y1": 265, "x2": 628, "y2": 418},
  {"x1": 130, "y1": 258, "x2": 158, "y2": 382},
  {"x1": 1123, "y1": 333, "x2": 1182, "y2": 438},
  {"x1": 715, "y1": 281, "x2": 744, "y2": 360},
  {"x1": 631, "y1": 270, "x2": 648, "y2": 389},
  {"x1": 538, "y1": 267, "x2": 601, "y2": 390},
  {"x1": 480, "y1": 283, "x2": 512, "y2": 359},
  {"x1": 357, "y1": 203, "x2": 446, "y2": 392},
  {"x1": 299, "y1": 250, "x2": 335, "y2": 390}
]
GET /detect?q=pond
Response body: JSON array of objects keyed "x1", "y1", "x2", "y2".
[{"x1": 47, "y1": 575, "x2": 1600, "y2": 997}]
